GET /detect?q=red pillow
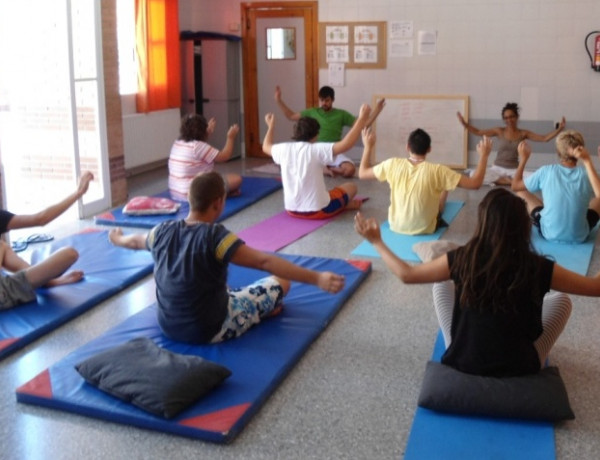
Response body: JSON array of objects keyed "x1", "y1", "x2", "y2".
[{"x1": 123, "y1": 196, "x2": 181, "y2": 215}]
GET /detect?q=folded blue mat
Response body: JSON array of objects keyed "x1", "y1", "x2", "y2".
[
  {"x1": 351, "y1": 201, "x2": 464, "y2": 261},
  {"x1": 94, "y1": 176, "x2": 282, "y2": 228},
  {"x1": 531, "y1": 227, "x2": 598, "y2": 276},
  {"x1": 404, "y1": 331, "x2": 555, "y2": 460},
  {"x1": 0, "y1": 230, "x2": 154, "y2": 360},
  {"x1": 16, "y1": 255, "x2": 371, "y2": 443}
]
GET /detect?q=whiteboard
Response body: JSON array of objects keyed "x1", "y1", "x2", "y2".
[{"x1": 372, "y1": 94, "x2": 469, "y2": 169}]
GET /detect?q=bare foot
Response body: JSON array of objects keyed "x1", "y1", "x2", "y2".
[
  {"x1": 108, "y1": 227, "x2": 123, "y2": 244},
  {"x1": 323, "y1": 166, "x2": 335, "y2": 177},
  {"x1": 46, "y1": 270, "x2": 84, "y2": 287},
  {"x1": 346, "y1": 199, "x2": 363, "y2": 211},
  {"x1": 265, "y1": 303, "x2": 284, "y2": 318}
]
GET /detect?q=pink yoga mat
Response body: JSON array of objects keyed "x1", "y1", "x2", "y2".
[
  {"x1": 237, "y1": 197, "x2": 367, "y2": 252},
  {"x1": 237, "y1": 212, "x2": 333, "y2": 251}
]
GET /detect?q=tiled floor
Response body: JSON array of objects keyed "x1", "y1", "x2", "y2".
[{"x1": 1, "y1": 158, "x2": 600, "y2": 459}]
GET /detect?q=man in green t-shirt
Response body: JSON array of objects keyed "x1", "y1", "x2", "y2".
[{"x1": 274, "y1": 85, "x2": 385, "y2": 177}]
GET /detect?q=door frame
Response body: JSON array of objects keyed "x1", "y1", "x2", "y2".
[
  {"x1": 77, "y1": 0, "x2": 111, "y2": 218},
  {"x1": 241, "y1": 1, "x2": 318, "y2": 157}
]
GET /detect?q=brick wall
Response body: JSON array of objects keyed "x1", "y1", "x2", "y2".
[{"x1": 102, "y1": 0, "x2": 128, "y2": 206}]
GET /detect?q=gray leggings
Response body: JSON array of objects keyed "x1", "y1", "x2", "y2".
[{"x1": 432, "y1": 281, "x2": 572, "y2": 366}]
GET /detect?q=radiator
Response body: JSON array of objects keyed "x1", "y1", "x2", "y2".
[{"x1": 122, "y1": 109, "x2": 180, "y2": 170}]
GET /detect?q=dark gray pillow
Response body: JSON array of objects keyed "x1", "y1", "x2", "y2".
[
  {"x1": 418, "y1": 361, "x2": 575, "y2": 422},
  {"x1": 75, "y1": 337, "x2": 231, "y2": 419}
]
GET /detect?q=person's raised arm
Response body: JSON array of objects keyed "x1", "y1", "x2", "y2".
[
  {"x1": 262, "y1": 113, "x2": 276, "y2": 156},
  {"x1": 108, "y1": 227, "x2": 149, "y2": 250},
  {"x1": 511, "y1": 140, "x2": 532, "y2": 192},
  {"x1": 7, "y1": 171, "x2": 94, "y2": 230},
  {"x1": 550, "y1": 263, "x2": 600, "y2": 297},
  {"x1": 457, "y1": 136, "x2": 492, "y2": 189},
  {"x1": 365, "y1": 98, "x2": 386, "y2": 129},
  {"x1": 206, "y1": 117, "x2": 216, "y2": 136},
  {"x1": 274, "y1": 85, "x2": 301, "y2": 121},
  {"x1": 573, "y1": 145, "x2": 600, "y2": 198},
  {"x1": 524, "y1": 117, "x2": 566, "y2": 142},
  {"x1": 214, "y1": 124, "x2": 239, "y2": 162},
  {"x1": 354, "y1": 212, "x2": 451, "y2": 283},
  {"x1": 231, "y1": 244, "x2": 345, "y2": 294},
  {"x1": 456, "y1": 111, "x2": 500, "y2": 137},
  {"x1": 358, "y1": 127, "x2": 377, "y2": 180},
  {"x1": 332, "y1": 104, "x2": 371, "y2": 155}
]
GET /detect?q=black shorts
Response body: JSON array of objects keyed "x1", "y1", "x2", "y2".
[
  {"x1": 530, "y1": 206, "x2": 600, "y2": 236},
  {"x1": 435, "y1": 212, "x2": 449, "y2": 231}
]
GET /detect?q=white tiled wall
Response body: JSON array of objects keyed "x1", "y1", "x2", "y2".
[
  {"x1": 318, "y1": 0, "x2": 600, "y2": 124},
  {"x1": 181, "y1": 0, "x2": 600, "y2": 162}
]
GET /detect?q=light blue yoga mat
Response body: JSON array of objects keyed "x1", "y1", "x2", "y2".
[
  {"x1": 351, "y1": 201, "x2": 464, "y2": 261},
  {"x1": 531, "y1": 228, "x2": 598, "y2": 276},
  {"x1": 404, "y1": 331, "x2": 556, "y2": 460}
]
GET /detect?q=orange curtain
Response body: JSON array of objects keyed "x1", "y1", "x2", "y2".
[{"x1": 135, "y1": 0, "x2": 181, "y2": 112}]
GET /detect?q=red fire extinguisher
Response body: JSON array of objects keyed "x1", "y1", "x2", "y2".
[{"x1": 585, "y1": 31, "x2": 600, "y2": 71}]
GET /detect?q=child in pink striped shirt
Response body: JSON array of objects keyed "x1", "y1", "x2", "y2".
[{"x1": 168, "y1": 114, "x2": 242, "y2": 201}]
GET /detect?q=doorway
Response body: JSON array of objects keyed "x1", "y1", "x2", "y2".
[
  {"x1": 0, "y1": 0, "x2": 111, "y2": 226},
  {"x1": 181, "y1": 33, "x2": 242, "y2": 159},
  {"x1": 241, "y1": 1, "x2": 318, "y2": 157}
]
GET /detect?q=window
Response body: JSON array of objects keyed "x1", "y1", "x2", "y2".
[{"x1": 135, "y1": 0, "x2": 181, "y2": 112}]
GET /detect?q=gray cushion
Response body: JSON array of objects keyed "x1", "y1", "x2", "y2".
[
  {"x1": 418, "y1": 361, "x2": 575, "y2": 422},
  {"x1": 75, "y1": 337, "x2": 231, "y2": 419}
]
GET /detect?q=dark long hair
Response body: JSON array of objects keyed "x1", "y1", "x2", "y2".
[{"x1": 452, "y1": 188, "x2": 542, "y2": 312}]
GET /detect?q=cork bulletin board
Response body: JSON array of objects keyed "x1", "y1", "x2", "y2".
[{"x1": 319, "y1": 21, "x2": 387, "y2": 69}]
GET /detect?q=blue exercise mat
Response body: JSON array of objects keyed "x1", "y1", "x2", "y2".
[
  {"x1": 351, "y1": 201, "x2": 464, "y2": 261},
  {"x1": 531, "y1": 227, "x2": 598, "y2": 276},
  {"x1": 0, "y1": 230, "x2": 154, "y2": 360},
  {"x1": 16, "y1": 255, "x2": 371, "y2": 443},
  {"x1": 404, "y1": 331, "x2": 556, "y2": 460},
  {"x1": 94, "y1": 176, "x2": 282, "y2": 228}
]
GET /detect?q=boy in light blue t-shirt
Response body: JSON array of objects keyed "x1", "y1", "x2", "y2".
[{"x1": 511, "y1": 130, "x2": 600, "y2": 243}]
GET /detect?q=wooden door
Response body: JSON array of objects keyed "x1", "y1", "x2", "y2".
[{"x1": 241, "y1": 1, "x2": 318, "y2": 157}]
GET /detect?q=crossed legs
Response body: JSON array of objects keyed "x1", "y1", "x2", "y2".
[
  {"x1": 432, "y1": 280, "x2": 572, "y2": 366},
  {"x1": 0, "y1": 241, "x2": 83, "y2": 289}
]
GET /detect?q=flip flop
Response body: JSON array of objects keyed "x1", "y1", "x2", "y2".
[
  {"x1": 10, "y1": 240, "x2": 28, "y2": 252},
  {"x1": 10, "y1": 233, "x2": 54, "y2": 252},
  {"x1": 26, "y1": 233, "x2": 54, "y2": 244}
]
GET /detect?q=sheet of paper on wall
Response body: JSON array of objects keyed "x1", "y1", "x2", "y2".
[
  {"x1": 390, "y1": 20, "x2": 413, "y2": 39},
  {"x1": 328, "y1": 63, "x2": 345, "y2": 87},
  {"x1": 354, "y1": 25, "x2": 378, "y2": 44},
  {"x1": 418, "y1": 30, "x2": 437, "y2": 55},
  {"x1": 325, "y1": 25, "x2": 349, "y2": 44},
  {"x1": 354, "y1": 46, "x2": 378, "y2": 64},
  {"x1": 326, "y1": 45, "x2": 350, "y2": 63},
  {"x1": 390, "y1": 39, "x2": 413, "y2": 58}
]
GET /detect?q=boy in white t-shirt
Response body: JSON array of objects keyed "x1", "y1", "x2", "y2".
[{"x1": 261, "y1": 104, "x2": 371, "y2": 219}]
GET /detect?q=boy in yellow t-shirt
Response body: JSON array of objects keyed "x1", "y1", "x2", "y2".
[{"x1": 358, "y1": 127, "x2": 491, "y2": 234}]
